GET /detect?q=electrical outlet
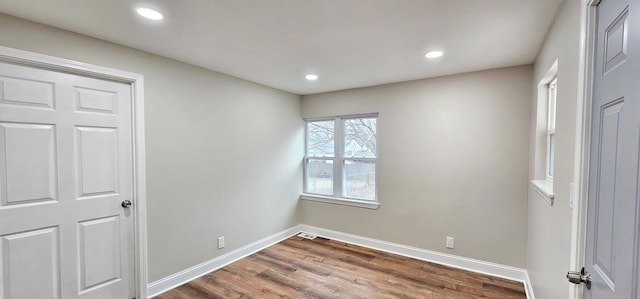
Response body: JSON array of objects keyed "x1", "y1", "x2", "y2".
[
  {"x1": 217, "y1": 236, "x2": 225, "y2": 249},
  {"x1": 446, "y1": 236, "x2": 455, "y2": 249}
]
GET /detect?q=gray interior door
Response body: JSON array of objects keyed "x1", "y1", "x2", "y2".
[{"x1": 585, "y1": 0, "x2": 640, "y2": 297}]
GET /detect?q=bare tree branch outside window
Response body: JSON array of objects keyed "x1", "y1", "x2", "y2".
[
  {"x1": 307, "y1": 121, "x2": 334, "y2": 157},
  {"x1": 344, "y1": 118, "x2": 376, "y2": 157}
]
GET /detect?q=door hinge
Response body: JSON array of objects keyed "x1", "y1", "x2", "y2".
[{"x1": 567, "y1": 267, "x2": 591, "y2": 289}]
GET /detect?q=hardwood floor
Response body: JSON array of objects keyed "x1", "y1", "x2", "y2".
[{"x1": 154, "y1": 236, "x2": 527, "y2": 299}]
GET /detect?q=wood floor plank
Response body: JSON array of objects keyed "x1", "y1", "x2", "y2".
[
  {"x1": 281, "y1": 238, "x2": 479, "y2": 297},
  {"x1": 267, "y1": 248, "x2": 415, "y2": 299},
  {"x1": 208, "y1": 269, "x2": 285, "y2": 299},
  {"x1": 154, "y1": 236, "x2": 526, "y2": 299}
]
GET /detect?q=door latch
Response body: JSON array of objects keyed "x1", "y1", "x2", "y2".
[{"x1": 566, "y1": 267, "x2": 591, "y2": 289}]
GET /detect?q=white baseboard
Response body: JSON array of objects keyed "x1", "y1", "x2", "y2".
[
  {"x1": 299, "y1": 224, "x2": 535, "y2": 299},
  {"x1": 147, "y1": 224, "x2": 303, "y2": 297},
  {"x1": 148, "y1": 224, "x2": 534, "y2": 299},
  {"x1": 523, "y1": 271, "x2": 536, "y2": 299}
]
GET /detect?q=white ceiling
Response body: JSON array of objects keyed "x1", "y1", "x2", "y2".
[{"x1": 0, "y1": 0, "x2": 563, "y2": 95}]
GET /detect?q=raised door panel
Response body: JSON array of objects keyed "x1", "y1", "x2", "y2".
[
  {"x1": 0, "y1": 122, "x2": 57, "y2": 207},
  {"x1": 76, "y1": 127, "x2": 118, "y2": 198},
  {"x1": 0, "y1": 76, "x2": 55, "y2": 109},
  {"x1": 75, "y1": 87, "x2": 117, "y2": 115},
  {"x1": 592, "y1": 100, "x2": 624, "y2": 290},
  {"x1": 604, "y1": 7, "x2": 629, "y2": 73},
  {"x1": 78, "y1": 216, "x2": 121, "y2": 294},
  {"x1": 0, "y1": 227, "x2": 60, "y2": 299}
]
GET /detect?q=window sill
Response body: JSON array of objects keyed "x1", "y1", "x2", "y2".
[
  {"x1": 299, "y1": 194, "x2": 380, "y2": 210},
  {"x1": 531, "y1": 180, "x2": 554, "y2": 206}
]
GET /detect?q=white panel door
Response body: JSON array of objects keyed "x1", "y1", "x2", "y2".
[
  {"x1": 583, "y1": 0, "x2": 640, "y2": 297},
  {"x1": 0, "y1": 61, "x2": 135, "y2": 299}
]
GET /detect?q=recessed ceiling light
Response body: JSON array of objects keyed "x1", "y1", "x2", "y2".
[
  {"x1": 305, "y1": 74, "x2": 318, "y2": 81},
  {"x1": 137, "y1": 8, "x2": 163, "y2": 20},
  {"x1": 425, "y1": 51, "x2": 444, "y2": 59}
]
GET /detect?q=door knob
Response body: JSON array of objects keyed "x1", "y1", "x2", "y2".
[
  {"x1": 121, "y1": 200, "x2": 132, "y2": 208},
  {"x1": 567, "y1": 267, "x2": 591, "y2": 289}
]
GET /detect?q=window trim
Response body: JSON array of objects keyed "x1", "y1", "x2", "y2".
[
  {"x1": 531, "y1": 179, "x2": 554, "y2": 205},
  {"x1": 302, "y1": 113, "x2": 379, "y2": 205},
  {"x1": 299, "y1": 193, "x2": 380, "y2": 209},
  {"x1": 546, "y1": 77, "x2": 557, "y2": 182}
]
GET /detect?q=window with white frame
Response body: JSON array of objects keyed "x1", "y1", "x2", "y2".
[
  {"x1": 530, "y1": 61, "x2": 557, "y2": 205},
  {"x1": 546, "y1": 77, "x2": 557, "y2": 181},
  {"x1": 304, "y1": 114, "x2": 378, "y2": 201}
]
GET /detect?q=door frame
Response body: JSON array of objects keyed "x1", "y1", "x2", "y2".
[
  {"x1": 570, "y1": 1, "x2": 606, "y2": 298},
  {"x1": 0, "y1": 46, "x2": 149, "y2": 299}
]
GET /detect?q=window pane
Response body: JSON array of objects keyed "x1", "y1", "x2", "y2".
[
  {"x1": 305, "y1": 159, "x2": 333, "y2": 195},
  {"x1": 307, "y1": 120, "x2": 334, "y2": 157},
  {"x1": 548, "y1": 133, "x2": 555, "y2": 178},
  {"x1": 344, "y1": 160, "x2": 375, "y2": 200},
  {"x1": 344, "y1": 118, "x2": 377, "y2": 158}
]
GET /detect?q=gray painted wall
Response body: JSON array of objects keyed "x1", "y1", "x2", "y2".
[
  {"x1": 1, "y1": 2, "x2": 583, "y2": 292},
  {"x1": 0, "y1": 13, "x2": 303, "y2": 282},
  {"x1": 301, "y1": 66, "x2": 532, "y2": 268},
  {"x1": 527, "y1": 0, "x2": 581, "y2": 297}
]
